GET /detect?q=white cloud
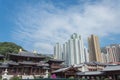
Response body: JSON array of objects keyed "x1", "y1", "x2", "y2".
[{"x1": 12, "y1": 0, "x2": 120, "y2": 54}]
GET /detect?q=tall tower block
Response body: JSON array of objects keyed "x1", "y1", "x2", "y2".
[{"x1": 88, "y1": 35, "x2": 102, "y2": 62}]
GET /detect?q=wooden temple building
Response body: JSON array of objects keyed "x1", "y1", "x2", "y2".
[
  {"x1": 52, "y1": 62, "x2": 120, "y2": 80},
  {"x1": 0, "y1": 50, "x2": 65, "y2": 79},
  {"x1": 0, "y1": 51, "x2": 50, "y2": 76},
  {"x1": 47, "y1": 59, "x2": 64, "y2": 73},
  {"x1": 52, "y1": 66, "x2": 80, "y2": 78}
]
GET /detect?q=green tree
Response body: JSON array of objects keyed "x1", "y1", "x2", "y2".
[{"x1": 0, "y1": 42, "x2": 25, "y2": 55}]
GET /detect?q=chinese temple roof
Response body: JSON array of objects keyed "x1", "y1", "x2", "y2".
[
  {"x1": 37, "y1": 63, "x2": 49, "y2": 67},
  {"x1": 47, "y1": 59, "x2": 64, "y2": 64},
  {"x1": 0, "y1": 63, "x2": 8, "y2": 68},
  {"x1": 0, "y1": 61, "x2": 50, "y2": 67},
  {"x1": 52, "y1": 66, "x2": 79, "y2": 73},
  {"x1": 103, "y1": 65, "x2": 120, "y2": 71},
  {"x1": 8, "y1": 51, "x2": 45, "y2": 58},
  {"x1": 52, "y1": 67, "x2": 70, "y2": 73},
  {"x1": 18, "y1": 61, "x2": 37, "y2": 65},
  {"x1": 77, "y1": 71, "x2": 103, "y2": 75},
  {"x1": 0, "y1": 54, "x2": 4, "y2": 58},
  {"x1": 84, "y1": 62, "x2": 108, "y2": 66},
  {"x1": 7, "y1": 61, "x2": 19, "y2": 65}
]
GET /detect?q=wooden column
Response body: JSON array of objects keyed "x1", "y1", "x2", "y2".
[
  {"x1": 22, "y1": 67, "x2": 24, "y2": 75},
  {"x1": 39, "y1": 68, "x2": 40, "y2": 75},
  {"x1": 16, "y1": 67, "x2": 18, "y2": 75},
  {"x1": 113, "y1": 74, "x2": 116, "y2": 80},
  {"x1": 65, "y1": 73, "x2": 66, "y2": 78},
  {"x1": 30, "y1": 67, "x2": 32, "y2": 75}
]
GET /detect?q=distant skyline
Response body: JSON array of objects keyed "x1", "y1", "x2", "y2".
[{"x1": 0, "y1": 0, "x2": 120, "y2": 54}]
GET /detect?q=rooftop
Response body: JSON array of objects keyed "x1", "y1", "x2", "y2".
[
  {"x1": 8, "y1": 51, "x2": 45, "y2": 58},
  {"x1": 47, "y1": 59, "x2": 64, "y2": 64},
  {"x1": 77, "y1": 71, "x2": 103, "y2": 75},
  {"x1": 103, "y1": 65, "x2": 120, "y2": 71},
  {"x1": 0, "y1": 54, "x2": 4, "y2": 58}
]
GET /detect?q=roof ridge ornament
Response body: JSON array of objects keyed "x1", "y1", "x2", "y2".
[
  {"x1": 19, "y1": 48, "x2": 22, "y2": 52},
  {"x1": 33, "y1": 50, "x2": 37, "y2": 54}
]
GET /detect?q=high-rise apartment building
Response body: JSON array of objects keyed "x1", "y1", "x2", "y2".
[
  {"x1": 88, "y1": 35, "x2": 102, "y2": 62},
  {"x1": 54, "y1": 43, "x2": 62, "y2": 60},
  {"x1": 63, "y1": 42, "x2": 69, "y2": 65},
  {"x1": 70, "y1": 33, "x2": 85, "y2": 65},
  {"x1": 54, "y1": 33, "x2": 87, "y2": 66},
  {"x1": 84, "y1": 47, "x2": 89, "y2": 62},
  {"x1": 105, "y1": 44, "x2": 120, "y2": 62},
  {"x1": 101, "y1": 52, "x2": 107, "y2": 63}
]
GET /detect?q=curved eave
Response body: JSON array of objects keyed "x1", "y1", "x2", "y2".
[
  {"x1": 47, "y1": 59, "x2": 64, "y2": 64},
  {"x1": 0, "y1": 54, "x2": 5, "y2": 58},
  {"x1": 8, "y1": 53, "x2": 45, "y2": 59}
]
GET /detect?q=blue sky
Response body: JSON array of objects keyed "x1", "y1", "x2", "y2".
[{"x1": 0, "y1": 0, "x2": 120, "y2": 54}]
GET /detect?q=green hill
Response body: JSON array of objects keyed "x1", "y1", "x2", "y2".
[{"x1": 0, "y1": 42, "x2": 25, "y2": 55}]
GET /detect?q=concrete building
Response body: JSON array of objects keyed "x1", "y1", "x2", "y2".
[
  {"x1": 88, "y1": 35, "x2": 102, "y2": 62},
  {"x1": 54, "y1": 43, "x2": 62, "y2": 60},
  {"x1": 84, "y1": 47, "x2": 89, "y2": 62},
  {"x1": 105, "y1": 44, "x2": 120, "y2": 63},
  {"x1": 63, "y1": 42, "x2": 69, "y2": 65},
  {"x1": 54, "y1": 33, "x2": 87, "y2": 66},
  {"x1": 101, "y1": 52, "x2": 107, "y2": 63},
  {"x1": 63, "y1": 33, "x2": 85, "y2": 66}
]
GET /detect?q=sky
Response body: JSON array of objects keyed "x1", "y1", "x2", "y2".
[{"x1": 0, "y1": 0, "x2": 120, "y2": 54}]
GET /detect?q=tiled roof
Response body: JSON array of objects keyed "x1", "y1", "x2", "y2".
[
  {"x1": 85, "y1": 71, "x2": 103, "y2": 75},
  {"x1": 0, "y1": 65, "x2": 8, "y2": 68},
  {"x1": 47, "y1": 59, "x2": 64, "y2": 63},
  {"x1": 52, "y1": 66, "x2": 79, "y2": 73},
  {"x1": 77, "y1": 71, "x2": 103, "y2": 75},
  {"x1": 84, "y1": 62, "x2": 108, "y2": 66},
  {"x1": 37, "y1": 63, "x2": 49, "y2": 67},
  {"x1": 8, "y1": 51, "x2": 45, "y2": 58},
  {"x1": 74, "y1": 64, "x2": 84, "y2": 68},
  {"x1": 7, "y1": 61, "x2": 19, "y2": 65},
  {"x1": 0, "y1": 61, "x2": 50, "y2": 67},
  {"x1": 19, "y1": 61, "x2": 37, "y2": 65},
  {"x1": 84, "y1": 62, "x2": 96, "y2": 65},
  {"x1": 0, "y1": 54, "x2": 4, "y2": 57},
  {"x1": 103, "y1": 65, "x2": 120, "y2": 71},
  {"x1": 0, "y1": 63, "x2": 8, "y2": 68},
  {"x1": 52, "y1": 67, "x2": 70, "y2": 73},
  {"x1": 42, "y1": 66, "x2": 50, "y2": 69}
]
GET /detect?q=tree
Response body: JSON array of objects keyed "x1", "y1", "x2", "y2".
[{"x1": 0, "y1": 42, "x2": 25, "y2": 55}]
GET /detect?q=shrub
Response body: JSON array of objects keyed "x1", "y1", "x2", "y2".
[
  {"x1": 69, "y1": 76, "x2": 74, "y2": 79},
  {"x1": 10, "y1": 76, "x2": 21, "y2": 80},
  {"x1": 104, "y1": 78, "x2": 109, "y2": 80}
]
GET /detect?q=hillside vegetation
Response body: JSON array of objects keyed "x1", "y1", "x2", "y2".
[{"x1": 0, "y1": 42, "x2": 25, "y2": 55}]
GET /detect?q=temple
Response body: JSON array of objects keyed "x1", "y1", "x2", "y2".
[
  {"x1": 52, "y1": 62, "x2": 120, "y2": 79},
  {"x1": 0, "y1": 51, "x2": 49, "y2": 76},
  {"x1": 47, "y1": 59, "x2": 64, "y2": 73},
  {"x1": 0, "y1": 50, "x2": 65, "y2": 79}
]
